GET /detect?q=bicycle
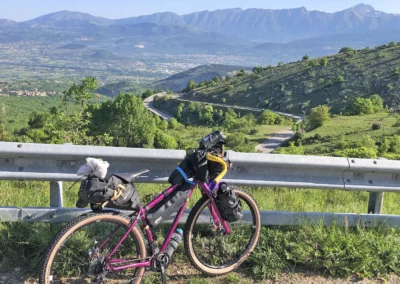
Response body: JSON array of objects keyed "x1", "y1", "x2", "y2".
[{"x1": 39, "y1": 149, "x2": 261, "y2": 283}]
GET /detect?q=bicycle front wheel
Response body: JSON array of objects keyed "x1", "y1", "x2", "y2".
[
  {"x1": 184, "y1": 188, "x2": 261, "y2": 275},
  {"x1": 39, "y1": 212, "x2": 147, "y2": 284}
]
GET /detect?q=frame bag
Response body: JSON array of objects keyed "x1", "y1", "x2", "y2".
[
  {"x1": 146, "y1": 183, "x2": 192, "y2": 228},
  {"x1": 216, "y1": 183, "x2": 243, "y2": 222}
]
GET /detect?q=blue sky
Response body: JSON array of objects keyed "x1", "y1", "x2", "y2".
[{"x1": 1, "y1": 0, "x2": 399, "y2": 21}]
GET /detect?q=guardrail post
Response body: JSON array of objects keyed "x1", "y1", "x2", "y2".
[
  {"x1": 50, "y1": 181, "x2": 63, "y2": 208},
  {"x1": 368, "y1": 192, "x2": 384, "y2": 214}
]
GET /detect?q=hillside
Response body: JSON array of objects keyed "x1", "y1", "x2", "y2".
[
  {"x1": 186, "y1": 43, "x2": 400, "y2": 114},
  {"x1": 153, "y1": 64, "x2": 248, "y2": 91}
]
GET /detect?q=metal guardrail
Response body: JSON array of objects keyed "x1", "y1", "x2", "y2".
[{"x1": 0, "y1": 142, "x2": 400, "y2": 225}]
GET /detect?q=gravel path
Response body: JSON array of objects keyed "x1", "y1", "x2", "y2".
[{"x1": 255, "y1": 128, "x2": 294, "y2": 153}]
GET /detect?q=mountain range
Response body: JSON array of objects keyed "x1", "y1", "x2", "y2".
[
  {"x1": 5, "y1": 4, "x2": 400, "y2": 43},
  {"x1": 2, "y1": 4, "x2": 400, "y2": 65}
]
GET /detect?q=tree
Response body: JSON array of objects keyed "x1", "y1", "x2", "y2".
[
  {"x1": 235, "y1": 69, "x2": 246, "y2": 77},
  {"x1": 339, "y1": 47, "x2": 354, "y2": 53},
  {"x1": 92, "y1": 93, "x2": 156, "y2": 147},
  {"x1": 154, "y1": 131, "x2": 177, "y2": 149},
  {"x1": 308, "y1": 60, "x2": 318, "y2": 67},
  {"x1": 141, "y1": 89, "x2": 153, "y2": 100},
  {"x1": 350, "y1": 97, "x2": 374, "y2": 115},
  {"x1": 168, "y1": 118, "x2": 179, "y2": 130},
  {"x1": 28, "y1": 111, "x2": 49, "y2": 129},
  {"x1": 176, "y1": 103, "x2": 184, "y2": 120},
  {"x1": 369, "y1": 94, "x2": 383, "y2": 112},
  {"x1": 389, "y1": 41, "x2": 396, "y2": 48},
  {"x1": 252, "y1": 67, "x2": 263, "y2": 74},
  {"x1": 307, "y1": 105, "x2": 330, "y2": 129},
  {"x1": 223, "y1": 108, "x2": 237, "y2": 130},
  {"x1": 320, "y1": 58, "x2": 328, "y2": 67},
  {"x1": 337, "y1": 75, "x2": 345, "y2": 82},
  {"x1": 302, "y1": 55, "x2": 310, "y2": 61},
  {"x1": 258, "y1": 110, "x2": 278, "y2": 125},
  {"x1": 62, "y1": 77, "x2": 98, "y2": 106},
  {"x1": 184, "y1": 80, "x2": 198, "y2": 92}
]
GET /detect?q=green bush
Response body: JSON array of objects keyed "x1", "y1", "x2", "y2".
[
  {"x1": 372, "y1": 122, "x2": 381, "y2": 130},
  {"x1": 307, "y1": 105, "x2": 330, "y2": 130},
  {"x1": 334, "y1": 147, "x2": 378, "y2": 158},
  {"x1": 339, "y1": 47, "x2": 354, "y2": 53}
]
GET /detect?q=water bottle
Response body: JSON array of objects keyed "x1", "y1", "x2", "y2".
[{"x1": 165, "y1": 228, "x2": 183, "y2": 258}]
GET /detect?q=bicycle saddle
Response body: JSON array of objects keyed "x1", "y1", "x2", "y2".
[{"x1": 114, "y1": 169, "x2": 149, "y2": 183}]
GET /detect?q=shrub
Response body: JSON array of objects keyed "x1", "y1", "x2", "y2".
[
  {"x1": 302, "y1": 55, "x2": 310, "y2": 61},
  {"x1": 339, "y1": 47, "x2": 354, "y2": 53},
  {"x1": 372, "y1": 122, "x2": 381, "y2": 130},
  {"x1": 307, "y1": 105, "x2": 331, "y2": 130},
  {"x1": 314, "y1": 133, "x2": 322, "y2": 140},
  {"x1": 334, "y1": 147, "x2": 378, "y2": 158}
]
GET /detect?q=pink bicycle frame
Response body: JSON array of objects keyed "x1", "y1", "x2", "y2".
[{"x1": 102, "y1": 179, "x2": 231, "y2": 272}]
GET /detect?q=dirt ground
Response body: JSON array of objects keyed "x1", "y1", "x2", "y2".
[{"x1": 2, "y1": 265, "x2": 399, "y2": 284}]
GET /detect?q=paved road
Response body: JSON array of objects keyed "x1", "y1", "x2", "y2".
[
  {"x1": 176, "y1": 93, "x2": 304, "y2": 121},
  {"x1": 147, "y1": 92, "x2": 300, "y2": 153},
  {"x1": 255, "y1": 128, "x2": 294, "y2": 153},
  {"x1": 143, "y1": 92, "x2": 174, "y2": 121}
]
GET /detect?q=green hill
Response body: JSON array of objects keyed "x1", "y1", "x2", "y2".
[
  {"x1": 186, "y1": 43, "x2": 400, "y2": 115},
  {"x1": 153, "y1": 64, "x2": 249, "y2": 91}
]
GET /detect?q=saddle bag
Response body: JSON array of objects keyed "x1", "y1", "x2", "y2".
[
  {"x1": 76, "y1": 175, "x2": 141, "y2": 211},
  {"x1": 146, "y1": 183, "x2": 192, "y2": 228},
  {"x1": 216, "y1": 183, "x2": 243, "y2": 223}
]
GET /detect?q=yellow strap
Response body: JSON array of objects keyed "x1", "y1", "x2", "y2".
[
  {"x1": 206, "y1": 153, "x2": 228, "y2": 183},
  {"x1": 101, "y1": 184, "x2": 126, "y2": 208}
]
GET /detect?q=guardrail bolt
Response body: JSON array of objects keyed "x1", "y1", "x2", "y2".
[
  {"x1": 369, "y1": 180, "x2": 373, "y2": 184},
  {"x1": 4, "y1": 159, "x2": 8, "y2": 163},
  {"x1": 17, "y1": 144, "x2": 22, "y2": 148},
  {"x1": 18, "y1": 167, "x2": 23, "y2": 171},
  {"x1": 351, "y1": 160, "x2": 355, "y2": 163},
  {"x1": 346, "y1": 179, "x2": 351, "y2": 183},
  {"x1": 373, "y1": 161, "x2": 378, "y2": 164},
  {"x1": 392, "y1": 174, "x2": 400, "y2": 180}
]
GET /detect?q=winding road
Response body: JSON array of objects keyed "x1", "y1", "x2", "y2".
[
  {"x1": 143, "y1": 92, "x2": 174, "y2": 121},
  {"x1": 143, "y1": 92, "x2": 302, "y2": 153}
]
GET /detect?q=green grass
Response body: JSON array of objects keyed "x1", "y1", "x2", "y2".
[
  {"x1": 3, "y1": 180, "x2": 400, "y2": 215},
  {"x1": 302, "y1": 112, "x2": 396, "y2": 154},
  {"x1": 2, "y1": 181, "x2": 400, "y2": 280}
]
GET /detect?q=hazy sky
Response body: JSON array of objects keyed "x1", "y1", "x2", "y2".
[{"x1": 1, "y1": 0, "x2": 399, "y2": 21}]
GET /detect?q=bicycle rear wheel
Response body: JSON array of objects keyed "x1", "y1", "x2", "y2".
[
  {"x1": 39, "y1": 212, "x2": 147, "y2": 284},
  {"x1": 184, "y1": 188, "x2": 261, "y2": 275}
]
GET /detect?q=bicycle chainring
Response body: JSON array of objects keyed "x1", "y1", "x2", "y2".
[{"x1": 150, "y1": 252, "x2": 170, "y2": 272}]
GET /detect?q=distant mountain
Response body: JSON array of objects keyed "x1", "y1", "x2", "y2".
[
  {"x1": 58, "y1": 43, "x2": 87, "y2": 49},
  {"x1": 11, "y1": 4, "x2": 400, "y2": 43},
  {"x1": 116, "y1": 4, "x2": 400, "y2": 42},
  {"x1": 26, "y1": 10, "x2": 114, "y2": 27},
  {"x1": 0, "y1": 19, "x2": 16, "y2": 27},
  {"x1": 88, "y1": 49, "x2": 121, "y2": 60},
  {"x1": 153, "y1": 64, "x2": 249, "y2": 91},
  {"x1": 2, "y1": 4, "x2": 400, "y2": 62},
  {"x1": 116, "y1": 12, "x2": 185, "y2": 26}
]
